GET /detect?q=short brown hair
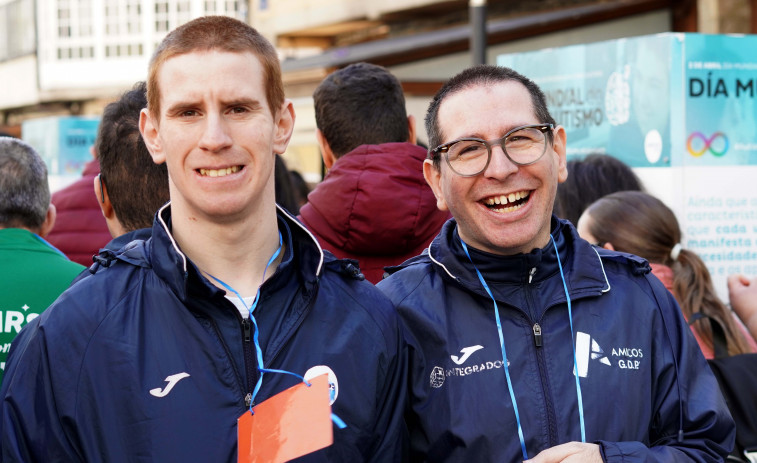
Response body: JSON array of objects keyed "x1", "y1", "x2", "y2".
[{"x1": 147, "y1": 16, "x2": 284, "y2": 120}]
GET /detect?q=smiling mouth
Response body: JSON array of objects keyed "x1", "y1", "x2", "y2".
[
  {"x1": 483, "y1": 190, "x2": 531, "y2": 213},
  {"x1": 198, "y1": 166, "x2": 241, "y2": 177}
]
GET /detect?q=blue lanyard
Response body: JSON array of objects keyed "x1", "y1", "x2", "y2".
[
  {"x1": 459, "y1": 234, "x2": 585, "y2": 459},
  {"x1": 550, "y1": 235, "x2": 586, "y2": 444},
  {"x1": 207, "y1": 231, "x2": 346, "y2": 428},
  {"x1": 208, "y1": 231, "x2": 303, "y2": 411}
]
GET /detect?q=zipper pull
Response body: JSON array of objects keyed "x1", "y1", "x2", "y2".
[
  {"x1": 242, "y1": 318, "x2": 251, "y2": 343},
  {"x1": 245, "y1": 392, "x2": 253, "y2": 408},
  {"x1": 528, "y1": 267, "x2": 537, "y2": 283},
  {"x1": 533, "y1": 323, "x2": 543, "y2": 347}
]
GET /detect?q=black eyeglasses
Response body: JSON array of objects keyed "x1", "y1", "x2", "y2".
[{"x1": 431, "y1": 123, "x2": 554, "y2": 177}]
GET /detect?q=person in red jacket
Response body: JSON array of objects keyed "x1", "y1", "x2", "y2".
[
  {"x1": 299, "y1": 63, "x2": 450, "y2": 283},
  {"x1": 45, "y1": 148, "x2": 111, "y2": 266}
]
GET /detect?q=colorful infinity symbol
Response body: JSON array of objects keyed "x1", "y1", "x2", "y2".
[{"x1": 686, "y1": 132, "x2": 728, "y2": 157}]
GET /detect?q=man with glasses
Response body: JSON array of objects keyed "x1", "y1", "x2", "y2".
[{"x1": 378, "y1": 65, "x2": 734, "y2": 462}]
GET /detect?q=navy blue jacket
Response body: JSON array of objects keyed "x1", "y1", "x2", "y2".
[
  {"x1": 1, "y1": 205, "x2": 406, "y2": 462},
  {"x1": 71, "y1": 227, "x2": 152, "y2": 285},
  {"x1": 378, "y1": 217, "x2": 734, "y2": 462}
]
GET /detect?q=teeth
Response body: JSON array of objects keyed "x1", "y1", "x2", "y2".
[
  {"x1": 199, "y1": 166, "x2": 240, "y2": 177},
  {"x1": 493, "y1": 204, "x2": 522, "y2": 214},
  {"x1": 484, "y1": 191, "x2": 530, "y2": 208}
]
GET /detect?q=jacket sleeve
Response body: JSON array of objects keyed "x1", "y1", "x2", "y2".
[
  {"x1": 0, "y1": 317, "x2": 83, "y2": 462},
  {"x1": 597, "y1": 275, "x2": 735, "y2": 462},
  {"x1": 365, "y1": 301, "x2": 409, "y2": 463}
]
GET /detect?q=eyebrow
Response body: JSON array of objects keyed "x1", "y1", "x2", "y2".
[
  {"x1": 164, "y1": 97, "x2": 265, "y2": 115},
  {"x1": 220, "y1": 97, "x2": 264, "y2": 109},
  {"x1": 445, "y1": 123, "x2": 536, "y2": 143}
]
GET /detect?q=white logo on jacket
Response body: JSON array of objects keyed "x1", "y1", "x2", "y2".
[
  {"x1": 575, "y1": 331, "x2": 643, "y2": 377},
  {"x1": 150, "y1": 372, "x2": 190, "y2": 397},
  {"x1": 430, "y1": 345, "x2": 507, "y2": 388},
  {"x1": 450, "y1": 345, "x2": 484, "y2": 365}
]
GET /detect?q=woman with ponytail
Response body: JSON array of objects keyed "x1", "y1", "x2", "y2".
[{"x1": 577, "y1": 190, "x2": 757, "y2": 358}]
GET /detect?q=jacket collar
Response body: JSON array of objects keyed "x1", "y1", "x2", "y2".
[
  {"x1": 428, "y1": 216, "x2": 613, "y2": 300},
  {"x1": 125, "y1": 203, "x2": 324, "y2": 302}
]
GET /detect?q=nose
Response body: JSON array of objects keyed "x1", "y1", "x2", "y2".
[
  {"x1": 483, "y1": 142, "x2": 518, "y2": 179},
  {"x1": 199, "y1": 113, "x2": 233, "y2": 153}
]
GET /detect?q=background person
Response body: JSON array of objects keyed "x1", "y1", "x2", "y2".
[
  {"x1": 0, "y1": 137, "x2": 84, "y2": 383},
  {"x1": 93, "y1": 80, "x2": 169, "y2": 247},
  {"x1": 273, "y1": 155, "x2": 301, "y2": 215},
  {"x1": 288, "y1": 168, "x2": 310, "y2": 211},
  {"x1": 299, "y1": 62, "x2": 449, "y2": 283},
  {"x1": 577, "y1": 190, "x2": 757, "y2": 358},
  {"x1": 728, "y1": 274, "x2": 757, "y2": 342},
  {"x1": 45, "y1": 147, "x2": 111, "y2": 266},
  {"x1": 553, "y1": 153, "x2": 644, "y2": 226}
]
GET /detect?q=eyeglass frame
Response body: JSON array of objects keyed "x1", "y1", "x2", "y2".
[{"x1": 430, "y1": 123, "x2": 555, "y2": 177}]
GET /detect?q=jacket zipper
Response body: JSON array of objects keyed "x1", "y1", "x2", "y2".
[
  {"x1": 240, "y1": 282, "x2": 321, "y2": 409},
  {"x1": 242, "y1": 317, "x2": 256, "y2": 407},
  {"x1": 526, "y1": 271, "x2": 559, "y2": 447}
]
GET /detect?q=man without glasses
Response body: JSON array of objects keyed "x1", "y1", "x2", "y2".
[
  {"x1": 378, "y1": 65, "x2": 734, "y2": 462},
  {"x1": 1, "y1": 16, "x2": 406, "y2": 462},
  {"x1": 299, "y1": 62, "x2": 449, "y2": 283}
]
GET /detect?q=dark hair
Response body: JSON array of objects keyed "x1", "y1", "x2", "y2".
[
  {"x1": 274, "y1": 156, "x2": 300, "y2": 215},
  {"x1": 97, "y1": 81, "x2": 169, "y2": 231},
  {"x1": 425, "y1": 65, "x2": 555, "y2": 169},
  {"x1": 0, "y1": 137, "x2": 49, "y2": 230},
  {"x1": 288, "y1": 169, "x2": 310, "y2": 208},
  {"x1": 554, "y1": 154, "x2": 644, "y2": 225},
  {"x1": 313, "y1": 62, "x2": 409, "y2": 158},
  {"x1": 148, "y1": 16, "x2": 283, "y2": 120},
  {"x1": 583, "y1": 191, "x2": 752, "y2": 356}
]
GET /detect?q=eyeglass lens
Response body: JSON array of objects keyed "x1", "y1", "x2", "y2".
[{"x1": 447, "y1": 126, "x2": 548, "y2": 176}]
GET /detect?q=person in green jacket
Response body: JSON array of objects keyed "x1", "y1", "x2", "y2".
[{"x1": 0, "y1": 137, "x2": 84, "y2": 382}]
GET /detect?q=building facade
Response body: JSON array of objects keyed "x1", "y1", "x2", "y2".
[{"x1": 1, "y1": 0, "x2": 754, "y2": 180}]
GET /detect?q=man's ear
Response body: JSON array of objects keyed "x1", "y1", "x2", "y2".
[
  {"x1": 272, "y1": 99, "x2": 295, "y2": 156},
  {"x1": 139, "y1": 108, "x2": 165, "y2": 165},
  {"x1": 94, "y1": 175, "x2": 115, "y2": 220},
  {"x1": 38, "y1": 204, "x2": 57, "y2": 238},
  {"x1": 553, "y1": 125, "x2": 568, "y2": 183},
  {"x1": 315, "y1": 129, "x2": 337, "y2": 170},
  {"x1": 93, "y1": 175, "x2": 124, "y2": 238},
  {"x1": 423, "y1": 159, "x2": 448, "y2": 212},
  {"x1": 407, "y1": 114, "x2": 417, "y2": 145}
]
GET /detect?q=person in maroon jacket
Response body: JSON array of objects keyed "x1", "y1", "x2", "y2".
[
  {"x1": 299, "y1": 63, "x2": 450, "y2": 283},
  {"x1": 45, "y1": 149, "x2": 111, "y2": 266}
]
